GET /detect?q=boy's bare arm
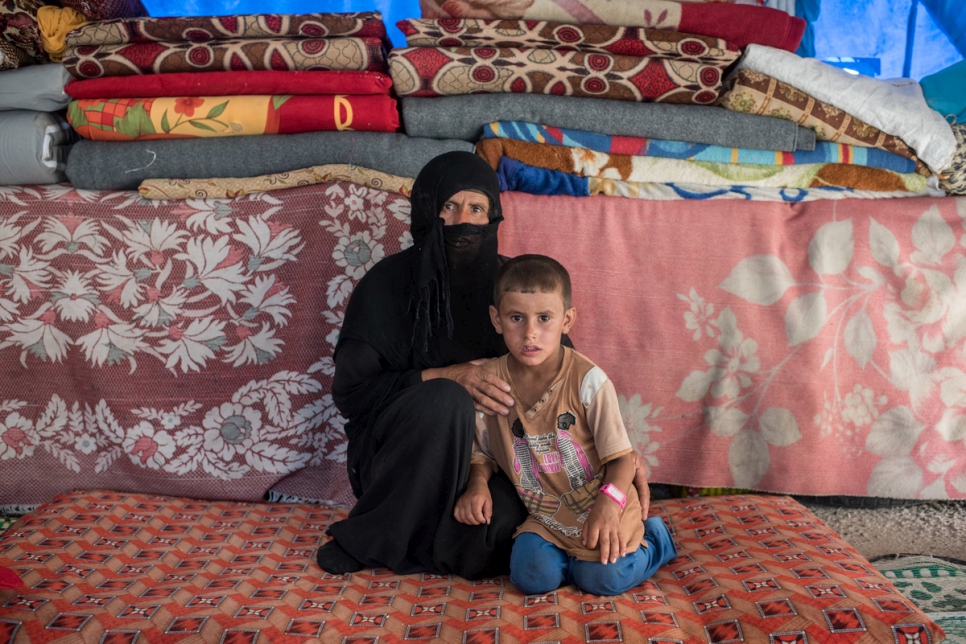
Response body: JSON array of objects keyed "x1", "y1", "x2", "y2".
[
  {"x1": 454, "y1": 463, "x2": 495, "y2": 525},
  {"x1": 583, "y1": 453, "x2": 635, "y2": 564}
]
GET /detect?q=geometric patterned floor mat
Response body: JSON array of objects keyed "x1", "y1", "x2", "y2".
[
  {"x1": 874, "y1": 556, "x2": 966, "y2": 644},
  {"x1": 0, "y1": 490, "x2": 946, "y2": 643}
]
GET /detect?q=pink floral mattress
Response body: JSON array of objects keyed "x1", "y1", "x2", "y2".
[
  {"x1": 0, "y1": 490, "x2": 944, "y2": 643},
  {"x1": 0, "y1": 184, "x2": 964, "y2": 507}
]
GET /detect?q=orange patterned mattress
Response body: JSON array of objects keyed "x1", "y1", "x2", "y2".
[{"x1": 0, "y1": 490, "x2": 944, "y2": 643}]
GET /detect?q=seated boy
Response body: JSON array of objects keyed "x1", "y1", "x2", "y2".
[{"x1": 454, "y1": 254, "x2": 677, "y2": 596}]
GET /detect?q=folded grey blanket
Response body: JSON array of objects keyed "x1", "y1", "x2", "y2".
[
  {"x1": 65, "y1": 132, "x2": 476, "y2": 190},
  {"x1": 0, "y1": 110, "x2": 76, "y2": 185},
  {"x1": 0, "y1": 64, "x2": 71, "y2": 112},
  {"x1": 403, "y1": 95, "x2": 816, "y2": 152}
]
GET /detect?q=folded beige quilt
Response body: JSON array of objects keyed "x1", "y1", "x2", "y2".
[{"x1": 138, "y1": 164, "x2": 414, "y2": 200}]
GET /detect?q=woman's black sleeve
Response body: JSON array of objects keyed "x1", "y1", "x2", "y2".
[{"x1": 332, "y1": 338, "x2": 423, "y2": 429}]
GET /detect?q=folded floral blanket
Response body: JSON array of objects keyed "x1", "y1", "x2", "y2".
[
  {"x1": 138, "y1": 163, "x2": 414, "y2": 199},
  {"x1": 1, "y1": 0, "x2": 46, "y2": 65},
  {"x1": 479, "y1": 137, "x2": 929, "y2": 192},
  {"x1": 0, "y1": 39, "x2": 30, "y2": 72},
  {"x1": 390, "y1": 46, "x2": 725, "y2": 103},
  {"x1": 419, "y1": 0, "x2": 804, "y2": 52},
  {"x1": 496, "y1": 156, "x2": 943, "y2": 201},
  {"x1": 65, "y1": 70, "x2": 393, "y2": 98},
  {"x1": 64, "y1": 12, "x2": 388, "y2": 47},
  {"x1": 66, "y1": 94, "x2": 399, "y2": 141},
  {"x1": 63, "y1": 38, "x2": 386, "y2": 79},
  {"x1": 484, "y1": 121, "x2": 918, "y2": 173},
  {"x1": 402, "y1": 94, "x2": 815, "y2": 150},
  {"x1": 735, "y1": 44, "x2": 956, "y2": 174},
  {"x1": 398, "y1": 18, "x2": 739, "y2": 64},
  {"x1": 720, "y1": 69, "x2": 928, "y2": 175}
]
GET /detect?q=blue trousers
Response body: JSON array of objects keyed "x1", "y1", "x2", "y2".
[{"x1": 509, "y1": 516, "x2": 677, "y2": 596}]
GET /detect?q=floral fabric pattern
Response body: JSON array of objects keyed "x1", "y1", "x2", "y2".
[
  {"x1": 138, "y1": 164, "x2": 414, "y2": 200},
  {"x1": 63, "y1": 37, "x2": 387, "y2": 79},
  {"x1": 389, "y1": 46, "x2": 726, "y2": 103},
  {"x1": 0, "y1": 0, "x2": 46, "y2": 65},
  {"x1": 66, "y1": 94, "x2": 400, "y2": 141},
  {"x1": 0, "y1": 181, "x2": 410, "y2": 508},
  {"x1": 64, "y1": 11, "x2": 387, "y2": 47},
  {"x1": 398, "y1": 18, "x2": 739, "y2": 63},
  {"x1": 499, "y1": 192, "x2": 966, "y2": 500}
]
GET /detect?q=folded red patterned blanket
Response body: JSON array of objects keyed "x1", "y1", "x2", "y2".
[
  {"x1": 64, "y1": 12, "x2": 388, "y2": 47},
  {"x1": 389, "y1": 46, "x2": 725, "y2": 103},
  {"x1": 398, "y1": 18, "x2": 740, "y2": 63},
  {"x1": 65, "y1": 70, "x2": 394, "y2": 98},
  {"x1": 419, "y1": 0, "x2": 805, "y2": 52},
  {"x1": 66, "y1": 94, "x2": 400, "y2": 141},
  {"x1": 63, "y1": 37, "x2": 387, "y2": 79}
]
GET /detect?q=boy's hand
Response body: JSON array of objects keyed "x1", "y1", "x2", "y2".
[
  {"x1": 583, "y1": 495, "x2": 624, "y2": 564},
  {"x1": 454, "y1": 481, "x2": 493, "y2": 525}
]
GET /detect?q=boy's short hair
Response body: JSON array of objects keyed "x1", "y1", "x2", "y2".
[{"x1": 494, "y1": 254, "x2": 572, "y2": 308}]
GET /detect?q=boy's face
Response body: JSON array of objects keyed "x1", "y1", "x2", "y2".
[{"x1": 489, "y1": 289, "x2": 576, "y2": 369}]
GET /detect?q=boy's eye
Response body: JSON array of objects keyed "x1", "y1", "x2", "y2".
[
  {"x1": 539, "y1": 315, "x2": 551, "y2": 322},
  {"x1": 510, "y1": 315, "x2": 522, "y2": 322}
]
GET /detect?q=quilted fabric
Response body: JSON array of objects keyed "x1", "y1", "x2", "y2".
[
  {"x1": 389, "y1": 46, "x2": 726, "y2": 103},
  {"x1": 62, "y1": 37, "x2": 387, "y2": 79},
  {"x1": 0, "y1": 491, "x2": 945, "y2": 643},
  {"x1": 55, "y1": 0, "x2": 146, "y2": 22},
  {"x1": 720, "y1": 69, "x2": 931, "y2": 177},
  {"x1": 398, "y1": 18, "x2": 740, "y2": 63},
  {"x1": 0, "y1": 181, "x2": 411, "y2": 509},
  {"x1": 64, "y1": 12, "x2": 387, "y2": 47},
  {"x1": 0, "y1": 0, "x2": 46, "y2": 64},
  {"x1": 939, "y1": 123, "x2": 966, "y2": 195}
]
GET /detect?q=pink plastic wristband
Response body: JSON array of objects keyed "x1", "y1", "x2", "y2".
[{"x1": 599, "y1": 483, "x2": 627, "y2": 509}]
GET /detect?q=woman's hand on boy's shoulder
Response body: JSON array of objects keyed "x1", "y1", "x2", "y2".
[{"x1": 425, "y1": 359, "x2": 515, "y2": 416}]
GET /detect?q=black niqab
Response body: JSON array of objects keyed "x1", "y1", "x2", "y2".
[{"x1": 337, "y1": 150, "x2": 505, "y2": 371}]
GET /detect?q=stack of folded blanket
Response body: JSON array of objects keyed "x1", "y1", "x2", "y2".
[
  {"x1": 62, "y1": 13, "x2": 399, "y2": 142},
  {"x1": 0, "y1": 0, "x2": 143, "y2": 186},
  {"x1": 391, "y1": 0, "x2": 952, "y2": 201},
  {"x1": 59, "y1": 12, "x2": 480, "y2": 192}
]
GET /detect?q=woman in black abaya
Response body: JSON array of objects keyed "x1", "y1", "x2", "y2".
[{"x1": 317, "y1": 151, "x2": 529, "y2": 578}]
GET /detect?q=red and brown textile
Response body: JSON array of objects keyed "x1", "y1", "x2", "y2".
[
  {"x1": 419, "y1": 0, "x2": 805, "y2": 52},
  {"x1": 65, "y1": 70, "x2": 394, "y2": 99},
  {"x1": 0, "y1": 181, "x2": 411, "y2": 509},
  {"x1": 63, "y1": 37, "x2": 387, "y2": 79},
  {"x1": 64, "y1": 11, "x2": 388, "y2": 47},
  {"x1": 0, "y1": 0, "x2": 46, "y2": 64},
  {"x1": 0, "y1": 37, "x2": 30, "y2": 71},
  {"x1": 398, "y1": 18, "x2": 740, "y2": 63},
  {"x1": 67, "y1": 94, "x2": 400, "y2": 141},
  {"x1": 0, "y1": 490, "x2": 945, "y2": 643},
  {"x1": 720, "y1": 69, "x2": 929, "y2": 175},
  {"x1": 389, "y1": 46, "x2": 726, "y2": 103},
  {"x1": 56, "y1": 0, "x2": 147, "y2": 22}
]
